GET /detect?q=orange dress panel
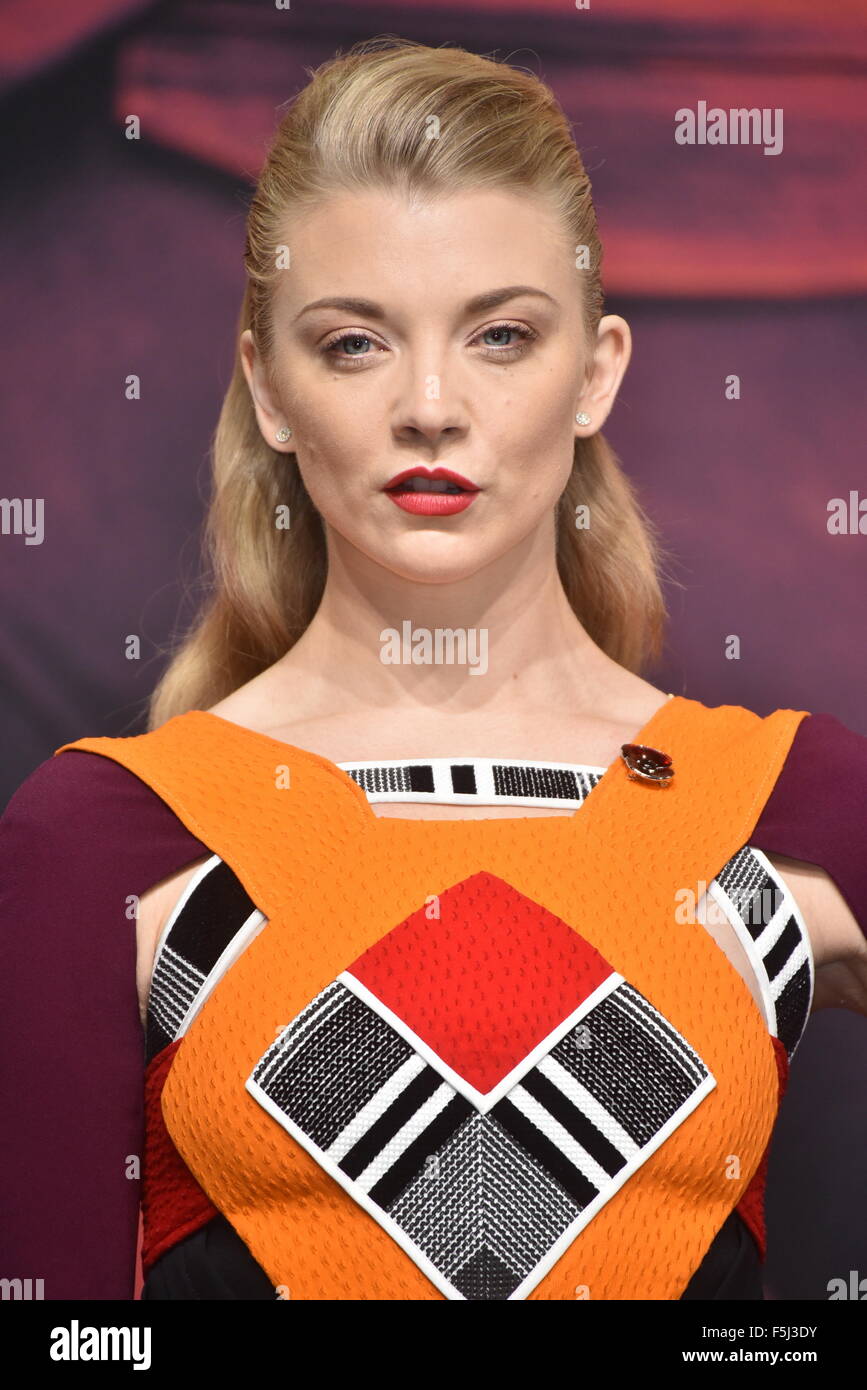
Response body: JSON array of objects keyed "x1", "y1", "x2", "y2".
[{"x1": 57, "y1": 695, "x2": 808, "y2": 1299}]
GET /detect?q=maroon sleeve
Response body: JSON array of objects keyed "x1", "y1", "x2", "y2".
[
  {"x1": 0, "y1": 748, "x2": 209, "y2": 1299},
  {"x1": 751, "y1": 711, "x2": 867, "y2": 941}
]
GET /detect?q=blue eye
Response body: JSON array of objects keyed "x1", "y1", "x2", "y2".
[
  {"x1": 319, "y1": 320, "x2": 538, "y2": 368},
  {"x1": 477, "y1": 321, "x2": 530, "y2": 350},
  {"x1": 322, "y1": 332, "x2": 378, "y2": 360},
  {"x1": 475, "y1": 322, "x2": 536, "y2": 355}
]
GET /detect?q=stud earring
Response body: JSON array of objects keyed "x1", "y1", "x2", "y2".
[
  {"x1": 575, "y1": 412, "x2": 591, "y2": 426},
  {"x1": 275, "y1": 426, "x2": 292, "y2": 443}
]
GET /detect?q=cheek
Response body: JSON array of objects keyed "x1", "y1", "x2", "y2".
[
  {"x1": 502, "y1": 378, "x2": 576, "y2": 473},
  {"x1": 285, "y1": 397, "x2": 356, "y2": 486},
  {"x1": 509, "y1": 364, "x2": 574, "y2": 432},
  {"x1": 269, "y1": 358, "x2": 347, "y2": 460}
]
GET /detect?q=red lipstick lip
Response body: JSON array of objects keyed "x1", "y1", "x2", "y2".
[
  {"x1": 383, "y1": 466, "x2": 480, "y2": 491},
  {"x1": 387, "y1": 490, "x2": 478, "y2": 516}
]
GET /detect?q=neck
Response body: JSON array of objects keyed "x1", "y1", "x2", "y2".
[{"x1": 269, "y1": 522, "x2": 632, "y2": 722}]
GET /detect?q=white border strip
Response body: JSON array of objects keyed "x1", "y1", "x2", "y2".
[{"x1": 337, "y1": 970, "x2": 624, "y2": 1115}]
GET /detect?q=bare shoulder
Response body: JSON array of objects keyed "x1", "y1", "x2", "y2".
[{"x1": 764, "y1": 852, "x2": 867, "y2": 1018}]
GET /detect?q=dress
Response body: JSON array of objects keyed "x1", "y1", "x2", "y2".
[{"x1": 1, "y1": 694, "x2": 866, "y2": 1300}]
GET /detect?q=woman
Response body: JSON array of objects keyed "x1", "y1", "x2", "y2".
[{"x1": 2, "y1": 36, "x2": 865, "y2": 1302}]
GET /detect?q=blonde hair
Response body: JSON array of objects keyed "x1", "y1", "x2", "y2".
[{"x1": 148, "y1": 35, "x2": 672, "y2": 730}]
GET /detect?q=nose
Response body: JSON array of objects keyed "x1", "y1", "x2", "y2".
[{"x1": 392, "y1": 354, "x2": 469, "y2": 446}]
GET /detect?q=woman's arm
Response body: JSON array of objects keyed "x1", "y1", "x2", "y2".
[
  {"x1": 751, "y1": 711, "x2": 867, "y2": 1018},
  {"x1": 0, "y1": 748, "x2": 208, "y2": 1298}
]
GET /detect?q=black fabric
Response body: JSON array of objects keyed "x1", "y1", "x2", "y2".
[
  {"x1": 141, "y1": 1205, "x2": 763, "y2": 1300},
  {"x1": 141, "y1": 1212, "x2": 277, "y2": 1300},
  {"x1": 681, "y1": 1208, "x2": 764, "y2": 1300}
]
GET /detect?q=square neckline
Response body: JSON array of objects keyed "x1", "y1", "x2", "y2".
[{"x1": 192, "y1": 692, "x2": 681, "y2": 829}]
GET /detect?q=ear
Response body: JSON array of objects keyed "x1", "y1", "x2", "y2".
[
  {"x1": 574, "y1": 315, "x2": 633, "y2": 435},
  {"x1": 240, "y1": 329, "x2": 293, "y2": 451}
]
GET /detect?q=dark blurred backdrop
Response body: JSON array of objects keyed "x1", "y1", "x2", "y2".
[{"x1": 1, "y1": 0, "x2": 865, "y2": 1300}]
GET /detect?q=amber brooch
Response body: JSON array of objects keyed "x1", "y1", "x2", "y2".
[{"x1": 620, "y1": 743, "x2": 674, "y2": 785}]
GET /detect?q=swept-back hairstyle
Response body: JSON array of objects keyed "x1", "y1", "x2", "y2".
[{"x1": 148, "y1": 34, "x2": 670, "y2": 729}]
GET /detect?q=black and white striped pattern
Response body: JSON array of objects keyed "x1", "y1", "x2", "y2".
[
  {"x1": 144, "y1": 758, "x2": 814, "y2": 1068},
  {"x1": 246, "y1": 976, "x2": 714, "y2": 1301},
  {"x1": 707, "y1": 846, "x2": 814, "y2": 1059},
  {"x1": 145, "y1": 855, "x2": 266, "y2": 1064},
  {"x1": 339, "y1": 755, "x2": 605, "y2": 809}
]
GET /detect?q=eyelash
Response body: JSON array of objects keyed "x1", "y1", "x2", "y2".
[{"x1": 319, "y1": 320, "x2": 538, "y2": 367}]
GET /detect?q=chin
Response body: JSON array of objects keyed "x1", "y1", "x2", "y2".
[
  {"x1": 351, "y1": 532, "x2": 497, "y2": 585},
  {"x1": 379, "y1": 553, "x2": 491, "y2": 585}
]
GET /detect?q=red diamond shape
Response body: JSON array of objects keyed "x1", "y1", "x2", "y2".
[{"x1": 345, "y1": 870, "x2": 613, "y2": 1094}]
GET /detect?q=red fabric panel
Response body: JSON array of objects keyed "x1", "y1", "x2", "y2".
[
  {"x1": 735, "y1": 1034, "x2": 790, "y2": 1260},
  {"x1": 349, "y1": 870, "x2": 613, "y2": 1094},
  {"x1": 142, "y1": 1039, "x2": 219, "y2": 1275}
]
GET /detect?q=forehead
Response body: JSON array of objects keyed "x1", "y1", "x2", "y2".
[{"x1": 273, "y1": 186, "x2": 575, "y2": 306}]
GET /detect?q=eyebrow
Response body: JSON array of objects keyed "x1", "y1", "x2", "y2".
[{"x1": 293, "y1": 285, "x2": 557, "y2": 323}]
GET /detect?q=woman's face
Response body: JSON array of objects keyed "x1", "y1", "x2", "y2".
[{"x1": 241, "y1": 186, "x2": 631, "y2": 584}]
